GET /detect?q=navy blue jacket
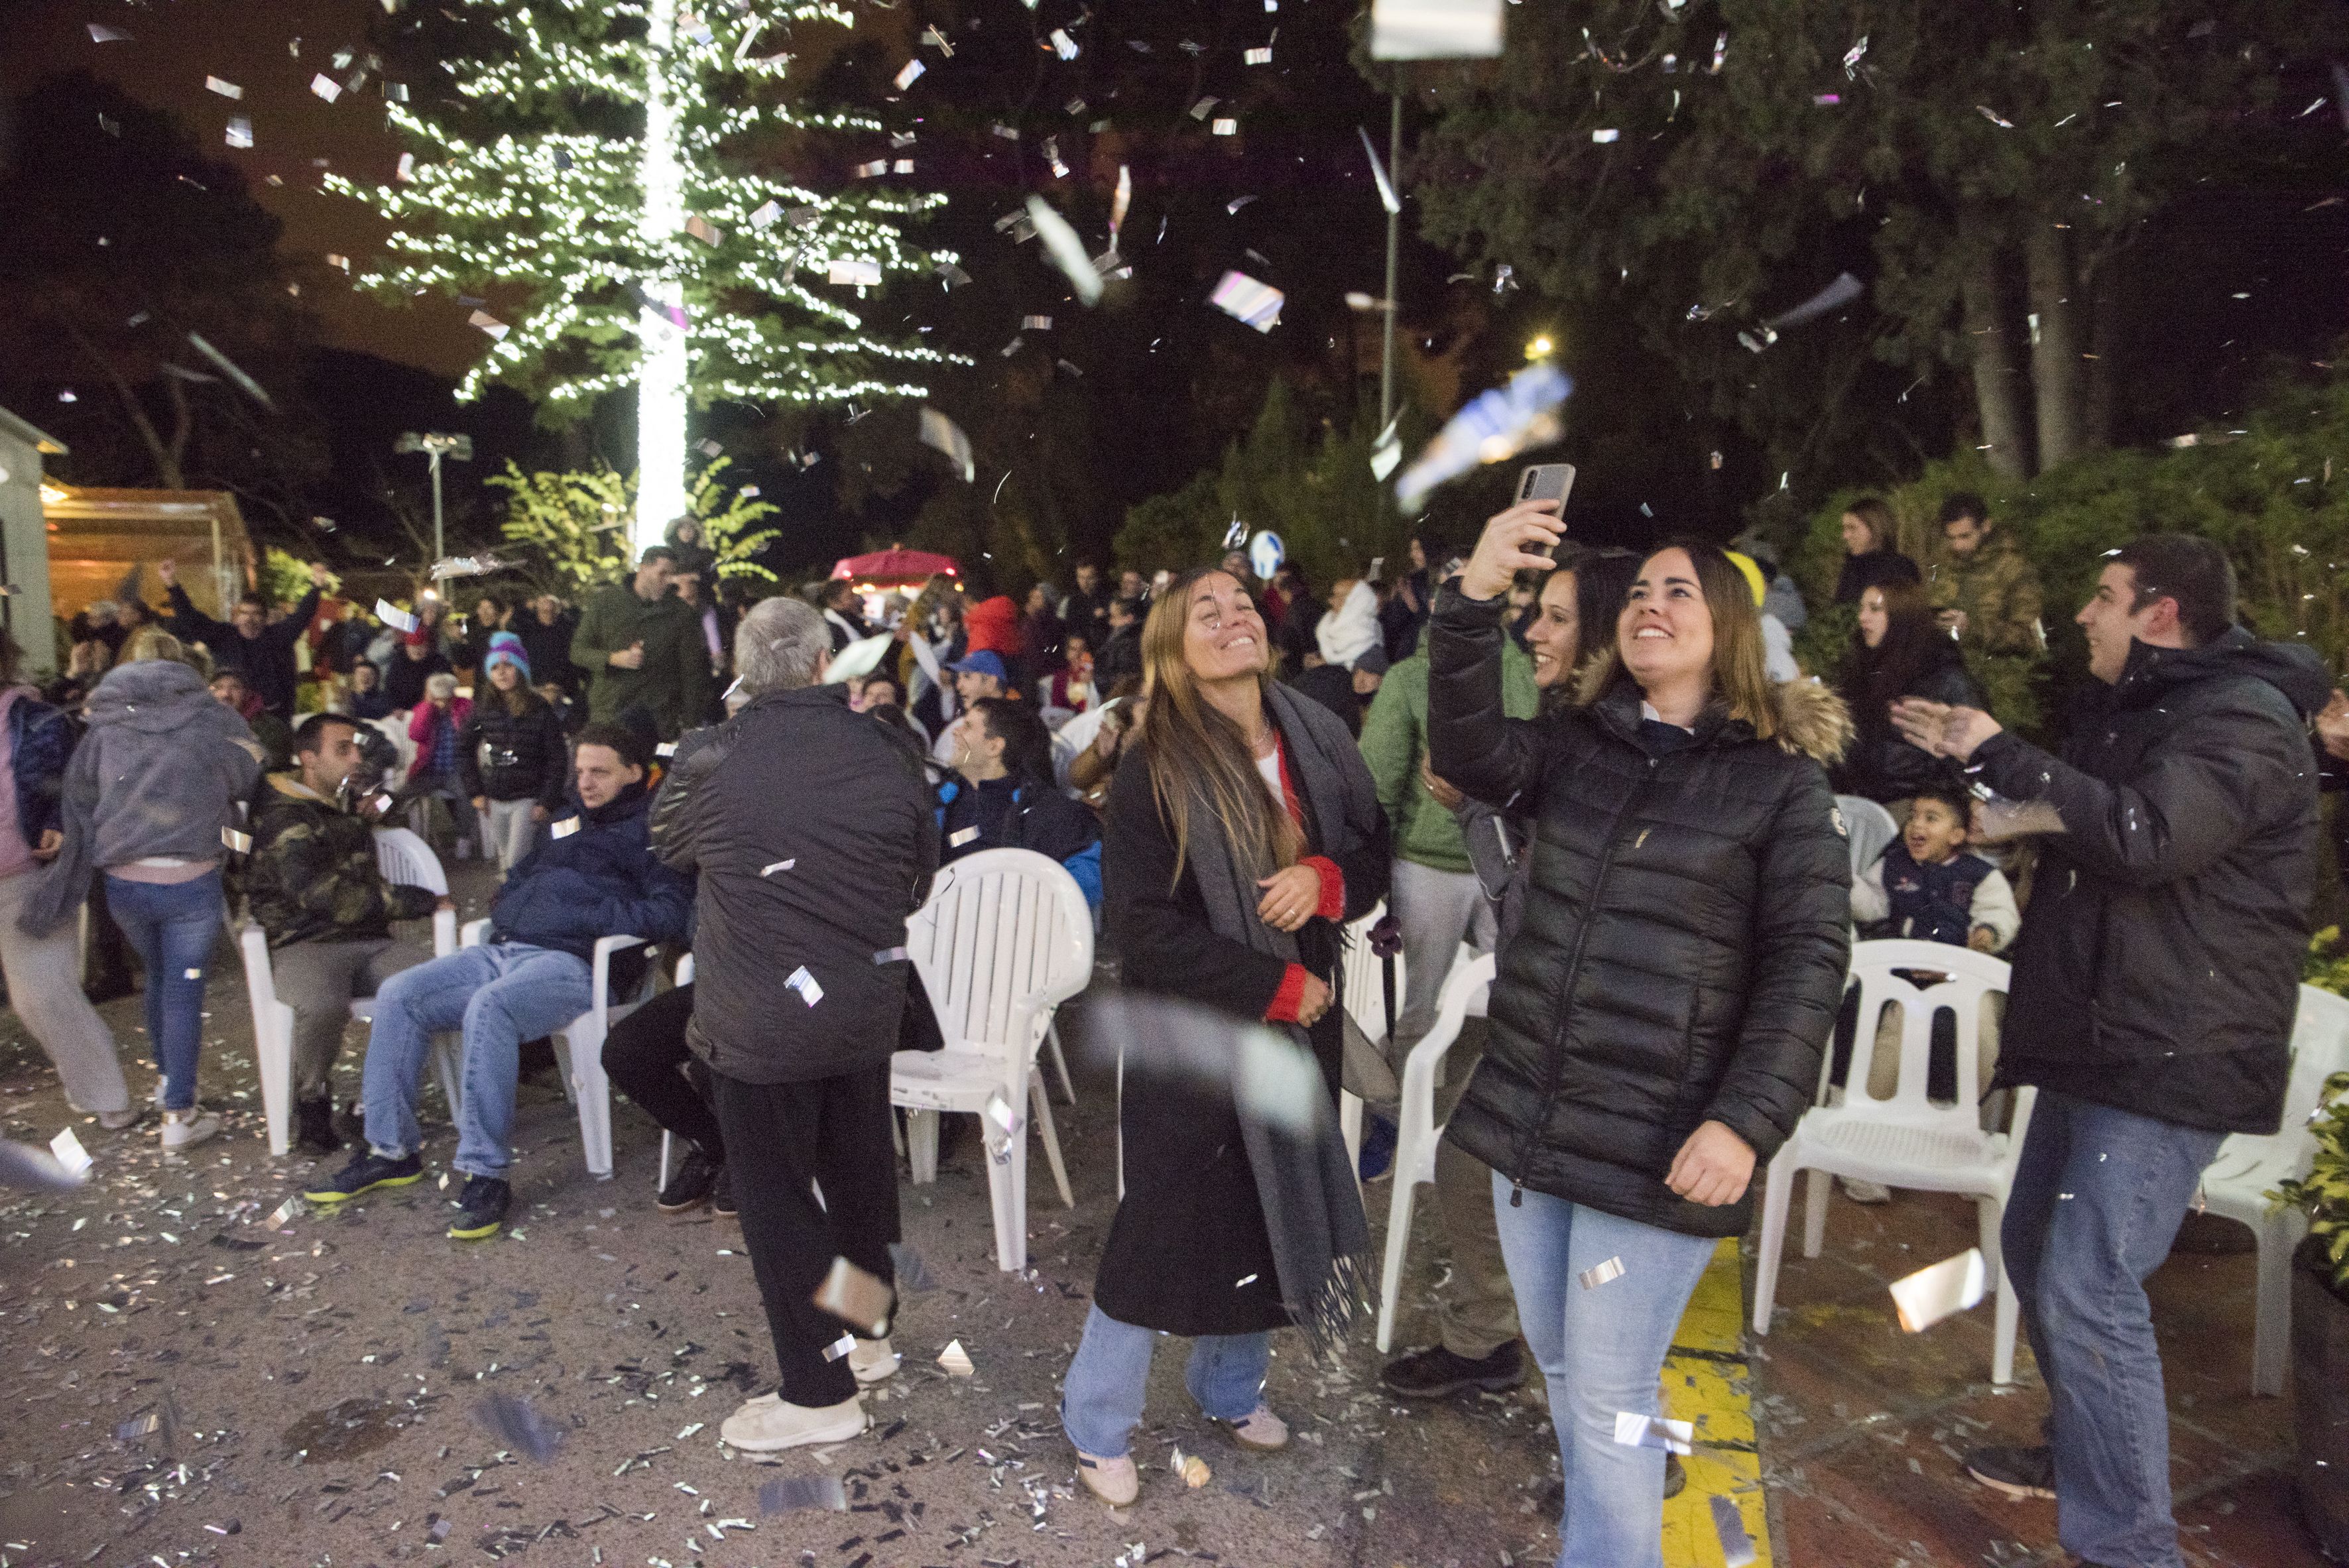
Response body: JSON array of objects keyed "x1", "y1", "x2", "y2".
[
  {"x1": 935, "y1": 773, "x2": 1103, "y2": 909},
  {"x1": 5, "y1": 692, "x2": 74, "y2": 847},
  {"x1": 1879, "y1": 842, "x2": 1995, "y2": 947},
  {"x1": 489, "y1": 781, "x2": 692, "y2": 986}
]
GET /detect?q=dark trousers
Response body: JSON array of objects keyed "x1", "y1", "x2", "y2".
[
  {"x1": 711, "y1": 1062, "x2": 900, "y2": 1408},
  {"x1": 599, "y1": 983, "x2": 726, "y2": 1160}
]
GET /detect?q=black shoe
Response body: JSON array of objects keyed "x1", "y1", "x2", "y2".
[
  {"x1": 1379, "y1": 1341, "x2": 1524, "y2": 1399},
  {"x1": 294, "y1": 1097, "x2": 341, "y2": 1156},
  {"x1": 304, "y1": 1148, "x2": 424, "y2": 1203},
  {"x1": 448, "y1": 1176, "x2": 511, "y2": 1240},
  {"x1": 1965, "y1": 1443, "x2": 2056, "y2": 1500},
  {"x1": 1539, "y1": 1451, "x2": 1682, "y2": 1514},
  {"x1": 709, "y1": 1164, "x2": 737, "y2": 1217},
  {"x1": 657, "y1": 1148, "x2": 721, "y2": 1213},
  {"x1": 331, "y1": 1099, "x2": 367, "y2": 1147}
]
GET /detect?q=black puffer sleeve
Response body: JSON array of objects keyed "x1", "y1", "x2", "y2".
[{"x1": 1427, "y1": 583, "x2": 1547, "y2": 815}]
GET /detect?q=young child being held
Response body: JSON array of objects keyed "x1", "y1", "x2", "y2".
[{"x1": 1852, "y1": 784, "x2": 2019, "y2": 955}]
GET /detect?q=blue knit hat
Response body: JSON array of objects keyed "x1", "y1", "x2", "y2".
[{"x1": 483, "y1": 630, "x2": 531, "y2": 682}]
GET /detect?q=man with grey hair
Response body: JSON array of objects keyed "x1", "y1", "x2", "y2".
[{"x1": 651, "y1": 595, "x2": 939, "y2": 1453}]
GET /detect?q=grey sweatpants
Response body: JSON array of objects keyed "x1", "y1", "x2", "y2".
[
  {"x1": 0, "y1": 869, "x2": 129, "y2": 1115},
  {"x1": 271, "y1": 936, "x2": 431, "y2": 1101},
  {"x1": 1388, "y1": 855, "x2": 1520, "y2": 1360},
  {"x1": 481, "y1": 798, "x2": 542, "y2": 873}
]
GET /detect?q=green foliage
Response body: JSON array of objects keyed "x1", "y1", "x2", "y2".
[
  {"x1": 1112, "y1": 381, "x2": 1413, "y2": 587},
  {"x1": 1790, "y1": 365, "x2": 2349, "y2": 734},
  {"x1": 493, "y1": 458, "x2": 778, "y2": 596},
  {"x1": 261, "y1": 548, "x2": 337, "y2": 608},
  {"x1": 2271, "y1": 1058, "x2": 2349, "y2": 1300},
  {"x1": 2305, "y1": 928, "x2": 2349, "y2": 999}
]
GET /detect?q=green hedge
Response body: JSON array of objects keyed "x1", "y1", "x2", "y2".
[{"x1": 1786, "y1": 366, "x2": 2349, "y2": 739}]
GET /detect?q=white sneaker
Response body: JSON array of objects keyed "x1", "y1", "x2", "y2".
[
  {"x1": 1217, "y1": 1404, "x2": 1289, "y2": 1451},
  {"x1": 719, "y1": 1392, "x2": 866, "y2": 1453},
  {"x1": 160, "y1": 1107, "x2": 220, "y2": 1152},
  {"x1": 1840, "y1": 1177, "x2": 1893, "y2": 1205},
  {"x1": 848, "y1": 1337, "x2": 900, "y2": 1385}
]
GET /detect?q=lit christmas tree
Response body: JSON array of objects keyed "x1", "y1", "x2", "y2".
[{"x1": 331, "y1": 0, "x2": 960, "y2": 552}]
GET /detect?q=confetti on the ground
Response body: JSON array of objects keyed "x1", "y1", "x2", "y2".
[{"x1": 1890, "y1": 1247, "x2": 1988, "y2": 1333}]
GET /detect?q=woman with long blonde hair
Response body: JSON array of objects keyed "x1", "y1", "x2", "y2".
[
  {"x1": 1059, "y1": 566, "x2": 1389, "y2": 1508},
  {"x1": 1431, "y1": 505, "x2": 1852, "y2": 1568}
]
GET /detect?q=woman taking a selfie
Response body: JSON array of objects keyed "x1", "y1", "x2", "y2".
[
  {"x1": 1061, "y1": 566, "x2": 1388, "y2": 1508},
  {"x1": 1429, "y1": 503, "x2": 1851, "y2": 1568}
]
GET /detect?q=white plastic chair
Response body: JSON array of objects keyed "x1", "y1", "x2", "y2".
[
  {"x1": 1754, "y1": 939, "x2": 2032, "y2": 1386},
  {"x1": 244, "y1": 827, "x2": 457, "y2": 1158},
  {"x1": 455, "y1": 918, "x2": 655, "y2": 1179},
  {"x1": 1337, "y1": 903, "x2": 1404, "y2": 1179},
  {"x1": 1837, "y1": 794, "x2": 1898, "y2": 880},
  {"x1": 2200, "y1": 983, "x2": 2349, "y2": 1396},
  {"x1": 892, "y1": 848, "x2": 1089, "y2": 1273},
  {"x1": 652, "y1": 953, "x2": 695, "y2": 1193},
  {"x1": 1376, "y1": 951, "x2": 1496, "y2": 1353}
]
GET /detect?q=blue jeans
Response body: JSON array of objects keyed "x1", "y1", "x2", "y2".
[
  {"x1": 105, "y1": 871, "x2": 223, "y2": 1112},
  {"x1": 1490, "y1": 1173, "x2": 1718, "y2": 1568},
  {"x1": 1059, "y1": 1305, "x2": 1270, "y2": 1458},
  {"x1": 361, "y1": 943, "x2": 591, "y2": 1178},
  {"x1": 2002, "y1": 1090, "x2": 2226, "y2": 1568}
]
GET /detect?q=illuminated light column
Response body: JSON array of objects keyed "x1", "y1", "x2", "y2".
[{"x1": 634, "y1": 0, "x2": 691, "y2": 556}]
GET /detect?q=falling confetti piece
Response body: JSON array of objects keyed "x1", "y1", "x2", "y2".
[
  {"x1": 375, "y1": 599, "x2": 419, "y2": 633},
  {"x1": 684, "y1": 215, "x2": 721, "y2": 246},
  {"x1": 1765, "y1": 271, "x2": 1864, "y2": 332},
  {"x1": 826, "y1": 259, "x2": 882, "y2": 286},
  {"x1": 1109, "y1": 164, "x2": 1132, "y2": 243},
  {"x1": 1190, "y1": 96, "x2": 1220, "y2": 121},
  {"x1": 1213, "y1": 118, "x2": 1238, "y2": 135},
  {"x1": 784, "y1": 966, "x2": 824, "y2": 1006},
  {"x1": 186, "y1": 332, "x2": 274, "y2": 408},
  {"x1": 1976, "y1": 105, "x2": 2014, "y2": 128},
  {"x1": 1050, "y1": 28, "x2": 1079, "y2": 60},
  {"x1": 0, "y1": 1138, "x2": 86, "y2": 1192},
  {"x1": 225, "y1": 118, "x2": 253, "y2": 149},
  {"x1": 1710, "y1": 1494, "x2": 1759, "y2": 1567},
  {"x1": 311, "y1": 73, "x2": 342, "y2": 103},
  {"x1": 749, "y1": 200, "x2": 782, "y2": 228},
  {"x1": 88, "y1": 23, "x2": 133, "y2": 42},
  {"x1": 1592, "y1": 128, "x2": 1620, "y2": 143},
  {"x1": 1245, "y1": 46, "x2": 1273, "y2": 64},
  {"x1": 1027, "y1": 196, "x2": 1105, "y2": 306},
  {"x1": 1890, "y1": 1247, "x2": 1988, "y2": 1332},
  {"x1": 467, "y1": 309, "x2": 508, "y2": 339},
  {"x1": 1209, "y1": 271, "x2": 1283, "y2": 332},
  {"x1": 1612, "y1": 1411, "x2": 1693, "y2": 1455},
  {"x1": 1579, "y1": 1256, "x2": 1625, "y2": 1289},
  {"x1": 937, "y1": 1339, "x2": 974, "y2": 1376},
  {"x1": 1358, "y1": 127, "x2": 1402, "y2": 215},
  {"x1": 1394, "y1": 362, "x2": 1572, "y2": 510},
  {"x1": 49, "y1": 1127, "x2": 93, "y2": 1178},
  {"x1": 1369, "y1": 0, "x2": 1502, "y2": 60},
  {"x1": 812, "y1": 1256, "x2": 894, "y2": 1335},
  {"x1": 919, "y1": 408, "x2": 975, "y2": 482},
  {"x1": 220, "y1": 826, "x2": 252, "y2": 855},
  {"x1": 206, "y1": 76, "x2": 243, "y2": 99},
  {"x1": 894, "y1": 58, "x2": 925, "y2": 90}
]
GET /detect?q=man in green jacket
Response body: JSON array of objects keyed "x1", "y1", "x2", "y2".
[
  {"x1": 571, "y1": 546, "x2": 715, "y2": 739},
  {"x1": 1357, "y1": 620, "x2": 1537, "y2": 1400}
]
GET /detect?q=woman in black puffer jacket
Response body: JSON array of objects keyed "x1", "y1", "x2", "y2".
[
  {"x1": 457, "y1": 636, "x2": 570, "y2": 871},
  {"x1": 1832, "y1": 576, "x2": 1982, "y2": 807},
  {"x1": 1429, "y1": 509, "x2": 1850, "y2": 1568}
]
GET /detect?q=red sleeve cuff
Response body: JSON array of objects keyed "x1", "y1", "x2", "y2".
[
  {"x1": 1299, "y1": 855, "x2": 1345, "y2": 920},
  {"x1": 1265, "y1": 963, "x2": 1310, "y2": 1024}
]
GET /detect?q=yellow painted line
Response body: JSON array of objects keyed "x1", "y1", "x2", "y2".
[{"x1": 1661, "y1": 1237, "x2": 1770, "y2": 1568}]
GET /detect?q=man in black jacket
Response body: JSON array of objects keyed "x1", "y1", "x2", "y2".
[
  {"x1": 652, "y1": 595, "x2": 939, "y2": 1455},
  {"x1": 158, "y1": 557, "x2": 328, "y2": 716},
  {"x1": 1894, "y1": 534, "x2": 2324, "y2": 1568},
  {"x1": 936, "y1": 697, "x2": 1101, "y2": 908}
]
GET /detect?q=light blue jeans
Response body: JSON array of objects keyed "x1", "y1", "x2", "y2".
[
  {"x1": 1491, "y1": 1174, "x2": 1718, "y2": 1568},
  {"x1": 361, "y1": 943, "x2": 591, "y2": 1178},
  {"x1": 1059, "y1": 1305, "x2": 1270, "y2": 1458}
]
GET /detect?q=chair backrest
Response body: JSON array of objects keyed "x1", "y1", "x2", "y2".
[
  {"x1": 906, "y1": 847, "x2": 1093, "y2": 1059},
  {"x1": 676, "y1": 953, "x2": 695, "y2": 987},
  {"x1": 1837, "y1": 794, "x2": 1898, "y2": 880},
  {"x1": 1842, "y1": 938, "x2": 2011, "y2": 1125},
  {"x1": 369, "y1": 714, "x2": 416, "y2": 787},
  {"x1": 2219, "y1": 985, "x2": 2349, "y2": 1176},
  {"x1": 1341, "y1": 903, "x2": 1400, "y2": 1041},
  {"x1": 371, "y1": 826, "x2": 450, "y2": 895}
]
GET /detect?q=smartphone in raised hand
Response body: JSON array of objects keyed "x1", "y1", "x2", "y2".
[{"x1": 1514, "y1": 463, "x2": 1576, "y2": 560}]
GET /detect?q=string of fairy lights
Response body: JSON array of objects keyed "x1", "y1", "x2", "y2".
[{"x1": 327, "y1": 0, "x2": 970, "y2": 548}]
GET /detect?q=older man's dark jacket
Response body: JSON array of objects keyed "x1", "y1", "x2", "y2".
[
  {"x1": 651, "y1": 684, "x2": 939, "y2": 1083},
  {"x1": 1970, "y1": 629, "x2": 2326, "y2": 1134}
]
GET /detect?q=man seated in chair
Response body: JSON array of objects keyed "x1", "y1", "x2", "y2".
[
  {"x1": 247, "y1": 714, "x2": 449, "y2": 1156},
  {"x1": 936, "y1": 697, "x2": 1102, "y2": 910},
  {"x1": 304, "y1": 723, "x2": 693, "y2": 1240}
]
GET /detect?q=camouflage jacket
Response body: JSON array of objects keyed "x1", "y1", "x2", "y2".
[
  {"x1": 247, "y1": 774, "x2": 436, "y2": 949},
  {"x1": 1928, "y1": 533, "x2": 2044, "y2": 658}
]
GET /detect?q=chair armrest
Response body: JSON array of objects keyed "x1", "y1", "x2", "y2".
[
  {"x1": 432, "y1": 907, "x2": 457, "y2": 959},
  {"x1": 460, "y1": 917, "x2": 490, "y2": 948},
  {"x1": 590, "y1": 934, "x2": 650, "y2": 1018}
]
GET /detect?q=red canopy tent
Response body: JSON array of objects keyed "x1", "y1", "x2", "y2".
[{"x1": 829, "y1": 548, "x2": 958, "y2": 585}]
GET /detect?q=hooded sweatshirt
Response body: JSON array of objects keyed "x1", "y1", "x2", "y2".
[
  {"x1": 1317, "y1": 580, "x2": 1381, "y2": 670},
  {"x1": 20, "y1": 659, "x2": 263, "y2": 935}
]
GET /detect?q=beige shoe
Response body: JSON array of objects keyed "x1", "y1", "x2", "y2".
[
  {"x1": 160, "y1": 1107, "x2": 220, "y2": 1152},
  {"x1": 848, "y1": 1337, "x2": 900, "y2": 1385},
  {"x1": 719, "y1": 1393, "x2": 866, "y2": 1453},
  {"x1": 1218, "y1": 1404, "x2": 1289, "y2": 1451},
  {"x1": 1074, "y1": 1449, "x2": 1138, "y2": 1506}
]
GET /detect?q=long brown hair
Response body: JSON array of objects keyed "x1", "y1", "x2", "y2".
[
  {"x1": 1842, "y1": 577, "x2": 1947, "y2": 715},
  {"x1": 1575, "y1": 540, "x2": 1780, "y2": 742},
  {"x1": 1136, "y1": 566, "x2": 1301, "y2": 886},
  {"x1": 1844, "y1": 497, "x2": 1896, "y2": 554}
]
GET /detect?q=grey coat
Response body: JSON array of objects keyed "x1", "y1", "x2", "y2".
[{"x1": 21, "y1": 660, "x2": 263, "y2": 936}]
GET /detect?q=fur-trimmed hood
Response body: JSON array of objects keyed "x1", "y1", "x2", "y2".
[{"x1": 1570, "y1": 656, "x2": 1851, "y2": 767}]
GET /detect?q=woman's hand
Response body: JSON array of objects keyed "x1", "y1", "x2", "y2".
[
  {"x1": 1295, "y1": 973, "x2": 1332, "y2": 1028},
  {"x1": 1256, "y1": 863, "x2": 1324, "y2": 933},
  {"x1": 1665, "y1": 1119, "x2": 1756, "y2": 1207},
  {"x1": 1420, "y1": 760, "x2": 1465, "y2": 810},
  {"x1": 1459, "y1": 500, "x2": 1563, "y2": 602},
  {"x1": 1093, "y1": 718, "x2": 1124, "y2": 759},
  {"x1": 32, "y1": 828, "x2": 61, "y2": 861}
]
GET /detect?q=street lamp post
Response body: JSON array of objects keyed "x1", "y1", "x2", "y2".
[{"x1": 394, "y1": 432, "x2": 473, "y2": 565}]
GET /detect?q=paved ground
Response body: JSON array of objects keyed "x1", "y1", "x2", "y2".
[{"x1": 0, "y1": 868, "x2": 2333, "y2": 1568}]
